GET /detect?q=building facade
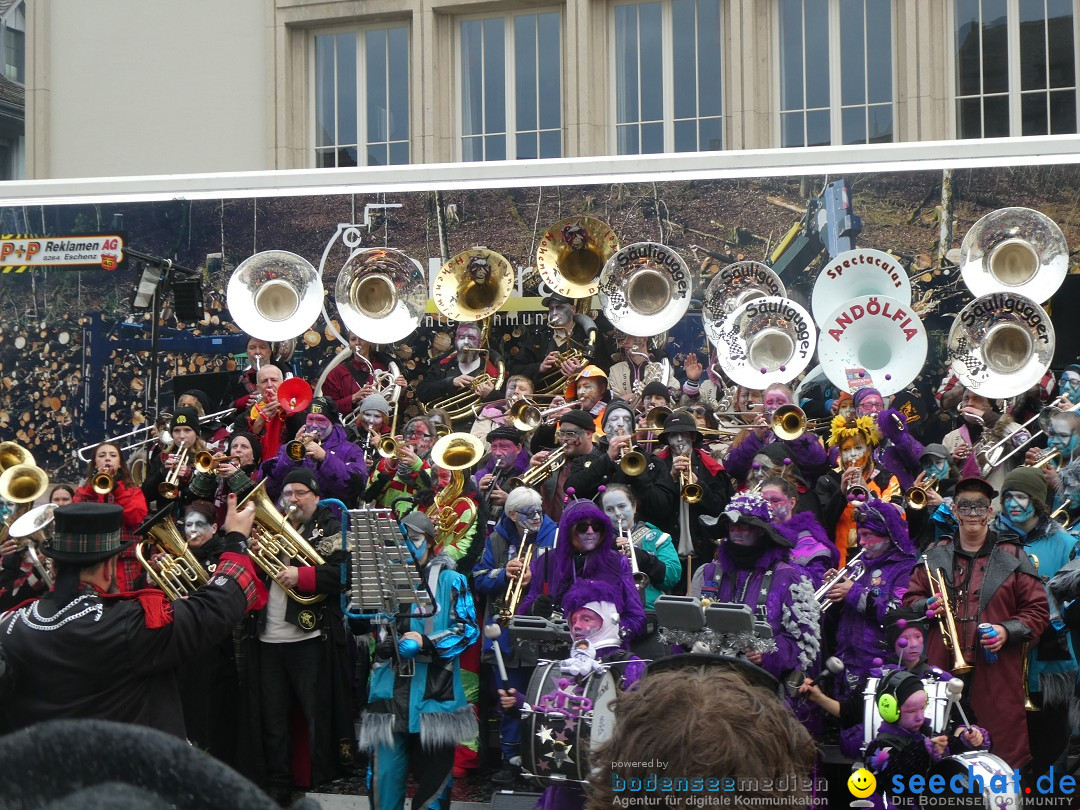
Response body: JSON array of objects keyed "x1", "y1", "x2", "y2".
[{"x1": 25, "y1": 0, "x2": 1080, "y2": 179}]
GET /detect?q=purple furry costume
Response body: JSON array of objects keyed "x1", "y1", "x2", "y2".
[
  {"x1": 775, "y1": 510, "x2": 839, "y2": 591},
  {"x1": 825, "y1": 389, "x2": 925, "y2": 489},
  {"x1": 725, "y1": 429, "x2": 828, "y2": 485},
  {"x1": 518, "y1": 499, "x2": 647, "y2": 643}
]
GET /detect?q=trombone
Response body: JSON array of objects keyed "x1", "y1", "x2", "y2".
[
  {"x1": 158, "y1": 441, "x2": 190, "y2": 500},
  {"x1": 921, "y1": 554, "x2": 973, "y2": 675},
  {"x1": 770, "y1": 405, "x2": 831, "y2": 442},
  {"x1": 507, "y1": 447, "x2": 568, "y2": 491},
  {"x1": 983, "y1": 400, "x2": 1080, "y2": 469}
]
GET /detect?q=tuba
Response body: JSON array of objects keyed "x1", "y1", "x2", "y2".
[
  {"x1": 239, "y1": 479, "x2": 327, "y2": 605},
  {"x1": 599, "y1": 243, "x2": 692, "y2": 338},
  {"x1": 135, "y1": 507, "x2": 211, "y2": 601},
  {"x1": 227, "y1": 250, "x2": 324, "y2": 342},
  {"x1": 0, "y1": 441, "x2": 33, "y2": 472},
  {"x1": 432, "y1": 248, "x2": 515, "y2": 323},
  {"x1": 536, "y1": 216, "x2": 620, "y2": 301},
  {"x1": 958, "y1": 207, "x2": 1068, "y2": 304},
  {"x1": 426, "y1": 432, "x2": 484, "y2": 548},
  {"x1": 334, "y1": 247, "x2": 426, "y2": 343},
  {"x1": 709, "y1": 296, "x2": 817, "y2": 389},
  {"x1": 702, "y1": 261, "x2": 786, "y2": 324},
  {"x1": 810, "y1": 249, "x2": 911, "y2": 323}
]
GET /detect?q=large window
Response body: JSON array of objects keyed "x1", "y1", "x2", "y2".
[
  {"x1": 614, "y1": 0, "x2": 724, "y2": 155},
  {"x1": 778, "y1": 0, "x2": 894, "y2": 147},
  {"x1": 955, "y1": 0, "x2": 1077, "y2": 138},
  {"x1": 314, "y1": 25, "x2": 410, "y2": 168},
  {"x1": 459, "y1": 11, "x2": 562, "y2": 161}
]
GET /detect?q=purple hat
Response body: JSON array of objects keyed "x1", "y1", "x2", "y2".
[
  {"x1": 852, "y1": 387, "x2": 882, "y2": 409},
  {"x1": 718, "y1": 492, "x2": 793, "y2": 548},
  {"x1": 853, "y1": 498, "x2": 914, "y2": 555}
]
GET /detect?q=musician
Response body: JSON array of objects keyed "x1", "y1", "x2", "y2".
[
  {"x1": 0, "y1": 500, "x2": 265, "y2": 739},
  {"x1": 263, "y1": 397, "x2": 366, "y2": 506},
  {"x1": 418, "y1": 464, "x2": 485, "y2": 571},
  {"x1": 993, "y1": 467, "x2": 1079, "y2": 777},
  {"x1": 241, "y1": 468, "x2": 354, "y2": 802},
  {"x1": 677, "y1": 349, "x2": 724, "y2": 411},
  {"x1": 903, "y1": 476, "x2": 1049, "y2": 771},
  {"x1": 0, "y1": 525, "x2": 51, "y2": 611},
  {"x1": 473, "y1": 487, "x2": 557, "y2": 785},
  {"x1": 654, "y1": 410, "x2": 735, "y2": 571},
  {"x1": 360, "y1": 510, "x2": 479, "y2": 810},
  {"x1": 415, "y1": 322, "x2": 501, "y2": 421},
  {"x1": 364, "y1": 416, "x2": 435, "y2": 517},
  {"x1": 607, "y1": 332, "x2": 678, "y2": 406},
  {"x1": 824, "y1": 499, "x2": 916, "y2": 740},
  {"x1": 50, "y1": 483, "x2": 75, "y2": 505},
  {"x1": 351, "y1": 393, "x2": 390, "y2": 452},
  {"x1": 1056, "y1": 364, "x2": 1080, "y2": 406},
  {"x1": 849, "y1": 387, "x2": 925, "y2": 490},
  {"x1": 242, "y1": 363, "x2": 296, "y2": 463},
  {"x1": 1031, "y1": 409, "x2": 1080, "y2": 524},
  {"x1": 531, "y1": 410, "x2": 605, "y2": 521},
  {"x1": 472, "y1": 374, "x2": 535, "y2": 439},
  {"x1": 74, "y1": 440, "x2": 149, "y2": 593},
  {"x1": 321, "y1": 331, "x2": 404, "y2": 417},
  {"x1": 639, "y1": 379, "x2": 673, "y2": 414},
  {"x1": 508, "y1": 291, "x2": 608, "y2": 380},
  {"x1": 227, "y1": 336, "x2": 273, "y2": 412},
  {"x1": 725, "y1": 383, "x2": 829, "y2": 487},
  {"x1": 943, "y1": 387, "x2": 1027, "y2": 506},
  {"x1": 177, "y1": 388, "x2": 229, "y2": 450},
  {"x1": 907, "y1": 444, "x2": 956, "y2": 551},
  {"x1": 817, "y1": 415, "x2": 901, "y2": 567},
  {"x1": 188, "y1": 430, "x2": 261, "y2": 526},
  {"x1": 689, "y1": 492, "x2": 820, "y2": 683},
  {"x1": 140, "y1": 408, "x2": 207, "y2": 510},
  {"x1": 761, "y1": 475, "x2": 836, "y2": 590},
  {"x1": 475, "y1": 425, "x2": 530, "y2": 521},
  {"x1": 518, "y1": 497, "x2": 647, "y2": 643}
]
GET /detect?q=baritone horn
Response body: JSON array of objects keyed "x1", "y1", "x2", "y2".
[
  {"x1": 135, "y1": 509, "x2": 211, "y2": 601},
  {"x1": 922, "y1": 554, "x2": 973, "y2": 675}
]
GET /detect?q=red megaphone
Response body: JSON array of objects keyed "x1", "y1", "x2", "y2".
[{"x1": 277, "y1": 377, "x2": 313, "y2": 416}]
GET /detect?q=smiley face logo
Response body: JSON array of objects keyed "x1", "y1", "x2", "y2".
[{"x1": 848, "y1": 768, "x2": 876, "y2": 798}]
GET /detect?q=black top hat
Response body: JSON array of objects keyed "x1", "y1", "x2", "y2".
[
  {"x1": 660, "y1": 411, "x2": 702, "y2": 439},
  {"x1": 43, "y1": 503, "x2": 129, "y2": 565}
]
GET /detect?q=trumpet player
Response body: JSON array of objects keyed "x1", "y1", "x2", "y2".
[
  {"x1": 653, "y1": 410, "x2": 735, "y2": 572},
  {"x1": 533, "y1": 410, "x2": 604, "y2": 521},
  {"x1": 1027, "y1": 408, "x2": 1080, "y2": 528},
  {"x1": 903, "y1": 476, "x2": 1049, "y2": 772},
  {"x1": 139, "y1": 409, "x2": 206, "y2": 510},
  {"x1": 264, "y1": 397, "x2": 366, "y2": 506},
  {"x1": 472, "y1": 487, "x2": 556, "y2": 785},
  {"x1": 364, "y1": 416, "x2": 434, "y2": 518},
  {"x1": 188, "y1": 430, "x2": 262, "y2": 526},
  {"x1": 760, "y1": 476, "x2": 836, "y2": 591},
  {"x1": 73, "y1": 440, "x2": 148, "y2": 592},
  {"x1": 227, "y1": 335, "x2": 273, "y2": 412},
  {"x1": 848, "y1": 386, "x2": 926, "y2": 491}
]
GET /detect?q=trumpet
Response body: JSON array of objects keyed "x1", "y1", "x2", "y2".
[
  {"x1": 905, "y1": 475, "x2": 940, "y2": 511},
  {"x1": 506, "y1": 398, "x2": 583, "y2": 432},
  {"x1": 922, "y1": 554, "x2": 973, "y2": 675},
  {"x1": 158, "y1": 442, "x2": 190, "y2": 500},
  {"x1": 497, "y1": 529, "x2": 533, "y2": 625},
  {"x1": 679, "y1": 455, "x2": 703, "y2": 503},
  {"x1": 1050, "y1": 497, "x2": 1074, "y2": 530},
  {"x1": 1030, "y1": 447, "x2": 1061, "y2": 470},
  {"x1": 617, "y1": 518, "x2": 649, "y2": 598},
  {"x1": 616, "y1": 429, "x2": 647, "y2": 477},
  {"x1": 194, "y1": 451, "x2": 240, "y2": 475},
  {"x1": 508, "y1": 446, "x2": 568, "y2": 491},
  {"x1": 815, "y1": 550, "x2": 866, "y2": 613},
  {"x1": 285, "y1": 432, "x2": 320, "y2": 461},
  {"x1": 92, "y1": 469, "x2": 116, "y2": 496}
]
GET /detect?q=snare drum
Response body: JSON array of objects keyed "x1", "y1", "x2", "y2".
[
  {"x1": 520, "y1": 660, "x2": 617, "y2": 784},
  {"x1": 929, "y1": 752, "x2": 1019, "y2": 808},
  {"x1": 863, "y1": 674, "x2": 950, "y2": 748}
]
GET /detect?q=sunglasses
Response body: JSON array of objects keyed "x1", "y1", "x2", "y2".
[
  {"x1": 687, "y1": 407, "x2": 708, "y2": 416},
  {"x1": 575, "y1": 520, "x2": 605, "y2": 533},
  {"x1": 516, "y1": 508, "x2": 543, "y2": 519}
]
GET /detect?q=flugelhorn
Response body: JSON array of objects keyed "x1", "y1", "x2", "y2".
[
  {"x1": 238, "y1": 480, "x2": 326, "y2": 605},
  {"x1": 815, "y1": 550, "x2": 866, "y2": 614},
  {"x1": 679, "y1": 457, "x2": 703, "y2": 504},
  {"x1": 496, "y1": 529, "x2": 533, "y2": 625},
  {"x1": 508, "y1": 447, "x2": 568, "y2": 491},
  {"x1": 922, "y1": 554, "x2": 973, "y2": 675},
  {"x1": 135, "y1": 508, "x2": 211, "y2": 601}
]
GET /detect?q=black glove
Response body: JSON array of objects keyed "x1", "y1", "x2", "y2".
[{"x1": 531, "y1": 594, "x2": 554, "y2": 618}]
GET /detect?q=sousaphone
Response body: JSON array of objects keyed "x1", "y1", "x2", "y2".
[
  {"x1": 227, "y1": 250, "x2": 324, "y2": 341},
  {"x1": 536, "y1": 216, "x2": 620, "y2": 300},
  {"x1": 335, "y1": 247, "x2": 426, "y2": 343},
  {"x1": 432, "y1": 248, "x2": 515, "y2": 321},
  {"x1": 710, "y1": 296, "x2": 816, "y2": 388},
  {"x1": 598, "y1": 242, "x2": 691, "y2": 336},
  {"x1": 959, "y1": 207, "x2": 1067, "y2": 303},
  {"x1": 811, "y1": 249, "x2": 911, "y2": 323},
  {"x1": 817, "y1": 295, "x2": 927, "y2": 397},
  {"x1": 702, "y1": 261, "x2": 786, "y2": 324},
  {"x1": 947, "y1": 292, "x2": 1055, "y2": 399}
]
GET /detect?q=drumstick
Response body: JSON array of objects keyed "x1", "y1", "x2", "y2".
[
  {"x1": 946, "y1": 678, "x2": 972, "y2": 733},
  {"x1": 485, "y1": 623, "x2": 509, "y2": 687}
]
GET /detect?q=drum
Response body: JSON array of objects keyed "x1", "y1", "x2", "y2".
[
  {"x1": 929, "y1": 752, "x2": 1019, "y2": 808},
  {"x1": 863, "y1": 674, "x2": 950, "y2": 748},
  {"x1": 520, "y1": 659, "x2": 617, "y2": 785}
]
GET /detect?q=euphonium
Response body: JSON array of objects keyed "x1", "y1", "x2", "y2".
[
  {"x1": 426, "y1": 432, "x2": 484, "y2": 548},
  {"x1": 507, "y1": 446, "x2": 568, "y2": 491},
  {"x1": 814, "y1": 550, "x2": 866, "y2": 614},
  {"x1": 238, "y1": 479, "x2": 327, "y2": 605},
  {"x1": 921, "y1": 554, "x2": 973, "y2": 675},
  {"x1": 134, "y1": 512, "x2": 210, "y2": 601},
  {"x1": 497, "y1": 529, "x2": 533, "y2": 625}
]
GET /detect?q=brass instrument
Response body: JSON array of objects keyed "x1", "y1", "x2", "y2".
[
  {"x1": 769, "y1": 404, "x2": 830, "y2": 442},
  {"x1": 432, "y1": 248, "x2": 515, "y2": 322},
  {"x1": 905, "y1": 475, "x2": 940, "y2": 511},
  {"x1": 617, "y1": 518, "x2": 649, "y2": 598},
  {"x1": 635, "y1": 406, "x2": 673, "y2": 449},
  {"x1": 194, "y1": 451, "x2": 240, "y2": 475},
  {"x1": 76, "y1": 408, "x2": 234, "y2": 465},
  {"x1": 239, "y1": 479, "x2": 327, "y2": 605},
  {"x1": 507, "y1": 446, "x2": 568, "y2": 491},
  {"x1": 709, "y1": 295, "x2": 818, "y2": 389},
  {"x1": 227, "y1": 250, "x2": 324, "y2": 342},
  {"x1": 506, "y1": 398, "x2": 583, "y2": 432},
  {"x1": 1024, "y1": 552, "x2": 1040, "y2": 712},
  {"x1": 422, "y1": 352, "x2": 507, "y2": 423},
  {"x1": 341, "y1": 354, "x2": 404, "y2": 431},
  {"x1": 479, "y1": 458, "x2": 507, "y2": 512},
  {"x1": 426, "y1": 433, "x2": 484, "y2": 548},
  {"x1": 1030, "y1": 447, "x2": 1061, "y2": 470},
  {"x1": 92, "y1": 470, "x2": 116, "y2": 496},
  {"x1": 535, "y1": 216, "x2": 619, "y2": 300},
  {"x1": 333, "y1": 247, "x2": 426, "y2": 344},
  {"x1": 0, "y1": 442, "x2": 33, "y2": 471},
  {"x1": 1050, "y1": 498, "x2": 1074, "y2": 530},
  {"x1": 840, "y1": 459, "x2": 870, "y2": 502},
  {"x1": 679, "y1": 455, "x2": 703, "y2": 504},
  {"x1": 496, "y1": 529, "x2": 533, "y2": 625},
  {"x1": 8, "y1": 502, "x2": 58, "y2": 588},
  {"x1": 616, "y1": 429, "x2": 647, "y2": 477},
  {"x1": 158, "y1": 442, "x2": 190, "y2": 500},
  {"x1": 984, "y1": 402, "x2": 1077, "y2": 468},
  {"x1": 599, "y1": 242, "x2": 692, "y2": 336},
  {"x1": 0, "y1": 460, "x2": 49, "y2": 549},
  {"x1": 921, "y1": 554, "x2": 973, "y2": 675},
  {"x1": 135, "y1": 509, "x2": 211, "y2": 601},
  {"x1": 814, "y1": 550, "x2": 866, "y2": 613},
  {"x1": 285, "y1": 433, "x2": 320, "y2": 462},
  {"x1": 535, "y1": 343, "x2": 594, "y2": 397}
]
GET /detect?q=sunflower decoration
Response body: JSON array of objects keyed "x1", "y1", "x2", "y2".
[{"x1": 827, "y1": 414, "x2": 879, "y2": 449}]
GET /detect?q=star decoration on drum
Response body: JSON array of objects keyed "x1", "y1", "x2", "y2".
[
  {"x1": 535, "y1": 759, "x2": 551, "y2": 772},
  {"x1": 536, "y1": 725, "x2": 555, "y2": 744},
  {"x1": 547, "y1": 742, "x2": 574, "y2": 767}
]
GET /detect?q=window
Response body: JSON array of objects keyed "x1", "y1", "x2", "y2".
[
  {"x1": 2, "y1": 1, "x2": 24, "y2": 84},
  {"x1": 459, "y1": 12, "x2": 561, "y2": 161},
  {"x1": 313, "y1": 25, "x2": 410, "y2": 168},
  {"x1": 778, "y1": 0, "x2": 894, "y2": 147},
  {"x1": 614, "y1": 0, "x2": 724, "y2": 155},
  {"x1": 955, "y1": 0, "x2": 1077, "y2": 138}
]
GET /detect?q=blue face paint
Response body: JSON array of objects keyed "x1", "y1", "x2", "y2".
[
  {"x1": 1060, "y1": 374, "x2": 1080, "y2": 405},
  {"x1": 922, "y1": 460, "x2": 949, "y2": 480},
  {"x1": 1003, "y1": 492, "x2": 1035, "y2": 524},
  {"x1": 405, "y1": 533, "x2": 428, "y2": 562},
  {"x1": 1048, "y1": 427, "x2": 1080, "y2": 459}
]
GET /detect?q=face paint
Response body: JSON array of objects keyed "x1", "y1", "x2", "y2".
[
  {"x1": 668, "y1": 434, "x2": 693, "y2": 456},
  {"x1": 512, "y1": 506, "x2": 543, "y2": 535},
  {"x1": 922, "y1": 459, "x2": 949, "y2": 480},
  {"x1": 405, "y1": 531, "x2": 429, "y2": 563},
  {"x1": 577, "y1": 379, "x2": 602, "y2": 408},
  {"x1": 897, "y1": 627, "x2": 924, "y2": 667},
  {"x1": 728, "y1": 524, "x2": 761, "y2": 546},
  {"x1": 570, "y1": 608, "x2": 603, "y2": 641},
  {"x1": 855, "y1": 394, "x2": 885, "y2": 416},
  {"x1": 1003, "y1": 491, "x2": 1036, "y2": 523},
  {"x1": 841, "y1": 439, "x2": 869, "y2": 469},
  {"x1": 306, "y1": 414, "x2": 333, "y2": 440},
  {"x1": 898, "y1": 690, "x2": 927, "y2": 733},
  {"x1": 571, "y1": 520, "x2": 605, "y2": 552},
  {"x1": 763, "y1": 389, "x2": 791, "y2": 411},
  {"x1": 1047, "y1": 419, "x2": 1079, "y2": 458},
  {"x1": 601, "y1": 490, "x2": 635, "y2": 531},
  {"x1": 1060, "y1": 373, "x2": 1080, "y2": 405},
  {"x1": 548, "y1": 303, "x2": 573, "y2": 328},
  {"x1": 761, "y1": 485, "x2": 793, "y2": 523},
  {"x1": 604, "y1": 410, "x2": 633, "y2": 436},
  {"x1": 857, "y1": 526, "x2": 891, "y2": 558}
]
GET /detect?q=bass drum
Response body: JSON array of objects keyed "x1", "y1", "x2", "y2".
[
  {"x1": 520, "y1": 660, "x2": 618, "y2": 785},
  {"x1": 863, "y1": 675, "x2": 950, "y2": 749},
  {"x1": 929, "y1": 751, "x2": 1020, "y2": 808}
]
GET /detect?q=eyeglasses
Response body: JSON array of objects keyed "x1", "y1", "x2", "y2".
[
  {"x1": 516, "y1": 508, "x2": 543, "y2": 519},
  {"x1": 282, "y1": 487, "x2": 312, "y2": 499},
  {"x1": 557, "y1": 430, "x2": 585, "y2": 440},
  {"x1": 954, "y1": 501, "x2": 990, "y2": 517},
  {"x1": 575, "y1": 520, "x2": 605, "y2": 533},
  {"x1": 404, "y1": 429, "x2": 430, "y2": 439}
]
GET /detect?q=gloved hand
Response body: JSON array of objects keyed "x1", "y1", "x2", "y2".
[{"x1": 531, "y1": 595, "x2": 554, "y2": 618}]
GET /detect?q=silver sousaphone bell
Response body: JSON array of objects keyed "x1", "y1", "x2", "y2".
[
  {"x1": 598, "y1": 242, "x2": 692, "y2": 337},
  {"x1": 702, "y1": 261, "x2": 786, "y2": 323},
  {"x1": 227, "y1": 250, "x2": 324, "y2": 342},
  {"x1": 709, "y1": 295, "x2": 816, "y2": 388},
  {"x1": 947, "y1": 292, "x2": 1055, "y2": 399},
  {"x1": 959, "y1": 207, "x2": 1068, "y2": 304},
  {"x1": 334, "y1": 247, "x2": 426, "y2": 343},
  {"x1": 9, "y1": 502, "x2": 58, "y2": 543}
]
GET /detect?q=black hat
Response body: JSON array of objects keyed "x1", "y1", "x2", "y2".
[
  {"x1": 43, "y1": 503, "x2": 129, "y2": 564},
  {"x1": 307, "y1": 396, "x2": 339, "y2": 421},
  {"x1": 557, "y1": 409, "x2": 596, "y2": 433},
  {"x1": 541, "y1": 291, "x2": 575, "y2": 308},
  {"x1": 641, "y1": 380, "x2": 670, "y2": 400},
  {"x1": 660, "y1": 411, "x2": 701, "y2": 439},
  {"x1": 180, "y1": 389, "x2": 211, "y2": 414},
  {"x1": 487, "y1": 425, "x2": 523, "y2": 445},
  {"x1": 954, "y1": 476, "x2": 998, "y2": 500},
  {"x1": 227, "y1": 430, "x2": 263, "y2": 465},
  {"x1": 282, "y1": 468, "x2": 320, "y2": 495},
  {"x1": 171, "y1": 408, "x2": 200, "y2": 432},
  {"x1": 884, "y1": 606, "x2": 930, "y2": 649}
]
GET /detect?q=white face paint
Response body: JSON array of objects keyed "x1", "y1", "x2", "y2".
[
  {"x1": 604, "y1": 410, "x2": 633, "y2": 436},
  {"x1": 361, "y1": 410, "x2": 387, "y2": 429},
  {"x1": 842, "y1": 440, "x2": 869, "y2": 468},
  {"x1": 455, "y1": 328, "x2": 481, "y2": 352},
  {"x1": 183, "y1": 513, "x2": 215, "y2": 547},
  {"x1": 668, "y1": 433, "x2": 694, "y2": 456},
  {"x1": 548, "y1": 303, "x2": 574, "y2": 328},
  {"x1": 601, "y1": 490, "x2": 636, "y2": 531}
]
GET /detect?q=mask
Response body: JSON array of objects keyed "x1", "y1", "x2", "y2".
[
  {"x1": 405, "y1": 532, "x2": 428, "y2": 563},
  {"x1": 1003, "y1": 491, "x2": 1036, "y2": 524},
  {"x1": 841, "y1": 441, "x2": 869, "y2": 469},
  {"x1": 922, "y1": 459, "x2": 949, "y2": 480}
]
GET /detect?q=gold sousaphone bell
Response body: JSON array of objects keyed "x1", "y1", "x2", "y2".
[
  {"x1": 536, "y1": 216, "x2": 620, "y2": 300},
  {"x1": 432, "y1": 248, "x2": 515, "y2": 322}
]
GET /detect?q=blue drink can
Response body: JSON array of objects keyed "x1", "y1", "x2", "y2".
[{"x1": 978, "y1": 623, "x2": 998, "y2": 663}]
